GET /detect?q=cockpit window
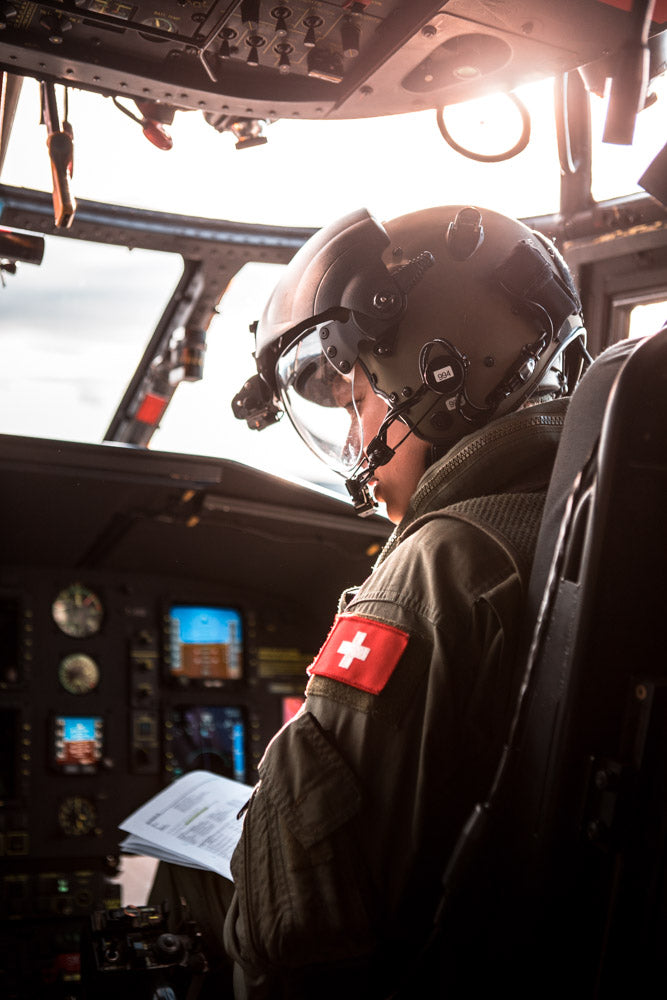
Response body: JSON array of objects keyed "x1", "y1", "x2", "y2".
[
  {"x1": 2, "y1": 77, "x2": 562, "y2": 225},
  {"x1": 0, "y1": 238, "x2": 181, "y2": 441},
  {"x1": 1, "y1": 71, "x2": 665, "y2": 490},
  {"x1": 629, "y1": 301, "x2": 667, "y2": 339},
  {"x1": 149, "y1": 262, "x2": 343, "y2": 493},
  {"x1": 6, "y1": 73, "x2": 665, "y2": 229}
]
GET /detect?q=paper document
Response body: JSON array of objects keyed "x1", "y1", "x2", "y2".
[{"x1": 119, "y1": 770, "x2": 255, "y2": 880}]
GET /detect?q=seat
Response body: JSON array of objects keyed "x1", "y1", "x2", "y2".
[{"x1": 417, "y1": 326, "x2": 667, "y2": 997}]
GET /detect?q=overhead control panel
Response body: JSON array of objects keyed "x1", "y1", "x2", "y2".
[{"x1": 0, "y1": 0, "x2": 664, "y2": 120}]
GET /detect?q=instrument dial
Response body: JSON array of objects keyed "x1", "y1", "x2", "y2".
[
  {"x1": 58, "y1": 653, "x2": 100, "y2": 694},
  {"x1": 57, "y1": 795, "x2": 98, "y2": 836},
  {"x1": 52, "y1": 584, "x2": 103, "y2": 638}
]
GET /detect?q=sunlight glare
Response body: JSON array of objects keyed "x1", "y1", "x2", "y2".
[{"x1": 3, "y1": 76, "x2": 561, "y2": 226}]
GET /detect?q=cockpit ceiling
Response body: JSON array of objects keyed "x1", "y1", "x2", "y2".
[{"x1": 0, "y1": 0, "x2": 665, "y2": 121}]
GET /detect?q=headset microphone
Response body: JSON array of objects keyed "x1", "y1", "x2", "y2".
[{"x1": 345, "y1": 435, "x2": 395, "y2": 515}]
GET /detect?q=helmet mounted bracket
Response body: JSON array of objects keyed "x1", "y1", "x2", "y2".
[{"x1": 488, "y1": 237, "x2": 584, "y2": 408}]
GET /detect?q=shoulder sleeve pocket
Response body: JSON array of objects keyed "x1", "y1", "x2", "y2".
[
  {"x1": 259, "y1": 709, "x2": 361, "y2": 848},
  {"x1": 228, "y1": 711, "x2": 375, "y2": 969}
]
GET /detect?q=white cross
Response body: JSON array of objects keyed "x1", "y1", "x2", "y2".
[{"x1": 337, "y1": 630, "x2": 371, "y2": 670}]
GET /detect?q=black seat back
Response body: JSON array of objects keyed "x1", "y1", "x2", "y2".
[{"x1": 426, "y1": 327, "x2": 667, "y2": 996}]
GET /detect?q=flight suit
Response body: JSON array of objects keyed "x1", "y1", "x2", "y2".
[{"x1": 151, "y1": 398, "x2": 567, "y2": 998}]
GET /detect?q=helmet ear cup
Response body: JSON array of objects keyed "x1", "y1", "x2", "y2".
[{"x1": 374, "y1": 205, "x2": 586, "y2": 451}]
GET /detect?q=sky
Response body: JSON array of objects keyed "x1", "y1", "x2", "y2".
[
  {"x1": 5, "y1": 72, "x2": 665, "y2": 226},
  {"x1": 3, "y1": 76, "x2": 565, "y2": 225}
]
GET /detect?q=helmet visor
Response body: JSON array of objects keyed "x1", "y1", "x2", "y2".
[{"x1": 276, "y1": 327, "x2": 365, "y2": 477}]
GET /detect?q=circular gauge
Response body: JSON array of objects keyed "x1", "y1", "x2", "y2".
[
  {"x1": 57, "y1": 795, "x2": 98, "y2": 836},
  {"x1": 52, "y1": 584, "x2": 103, "y2": 638},
  {"x1": 142, "y1": 15, "x2": 175, "y2": 30},
  {"x1": 58, "y1": 653, "x2": 100, "y2": 695},
  {"x1": 139, "y1": 15, "x2": 175, "y2": 41}
]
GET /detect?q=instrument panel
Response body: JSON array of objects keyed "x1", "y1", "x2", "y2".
[
  {"x1": 0, "y1": 567, "x2": 313, "y2": 865},
  {"x1": 0, "y1": 431, "x2": 389, "y2": 994}
]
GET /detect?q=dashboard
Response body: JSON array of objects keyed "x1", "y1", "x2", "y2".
[{"x1": 0, "y1": 431, "x2": 389, "y2": 995}]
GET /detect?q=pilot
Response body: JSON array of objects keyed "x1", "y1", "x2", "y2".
[{"x1": 151, "y1": 204, "x2": 588, "y2": 997}]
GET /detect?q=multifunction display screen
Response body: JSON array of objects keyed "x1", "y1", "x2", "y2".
[
  {"x1": 168, "y1": 606, "x2": 243, "y2": 682},
  {"x1": 169, "y1": 705, "x2": 246, "y2": 782},
  {"x1": 53, "y1": 715, "x2": 103, "y2": 772}
]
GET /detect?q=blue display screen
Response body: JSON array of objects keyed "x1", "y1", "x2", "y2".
[
  {"x1": 63, "y1": 717, "x2": 97, "y2": 742},
  {"x1": 54, "y1": 715, "x2": 103, "y2": 768},
  {"x1": 169, "y1": 605, "x2": 243, "y2": 681}
]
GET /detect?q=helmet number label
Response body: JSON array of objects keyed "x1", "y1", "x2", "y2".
[
  {"x1": 434, "y1": 364, "x2": 454, "y2": 383},
  {"x1": 423, "y1": 352, "x2": 465, "y2": 394}
]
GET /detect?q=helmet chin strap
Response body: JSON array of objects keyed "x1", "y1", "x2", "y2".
[{"x1": 344, "y1": 391, "x2": 428, "y2": 516}]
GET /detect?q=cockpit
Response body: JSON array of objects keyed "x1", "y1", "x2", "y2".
[{"x1": 1, "y1": 1, "x2": 667, "y2": 996}]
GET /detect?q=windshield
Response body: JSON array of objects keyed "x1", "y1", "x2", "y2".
[
  {"x1": 150, "y1": 263, "x2": 349, "y2": 491},
  {"x1": 1, "y1": 72, "x2": 666, "y2": 492},
  {"x1": 3, "y1": 77, "x2": 563, "y2": 225},
  {"x1": 0, "y1": 238, "x2": 182, "y2": 440}
]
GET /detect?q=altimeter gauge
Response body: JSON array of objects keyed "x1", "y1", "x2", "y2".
[
  {"x1": 57, "y1": 795, "x2": 98, "y2": 836},
  {"x1": 58, "y1": 653, "x2": 100, "y2": 694},
  {"x1": 52, "y1": 584, "x2": 103, "y2": 638}
]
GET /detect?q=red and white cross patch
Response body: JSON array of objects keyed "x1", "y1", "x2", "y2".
[{"x1": 307, "y1": 615, "x2": 409, "y2": 695}]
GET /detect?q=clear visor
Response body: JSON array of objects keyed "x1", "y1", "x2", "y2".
[{"x1": 276, "y1": 327, "x2": 364, "y2": 477}]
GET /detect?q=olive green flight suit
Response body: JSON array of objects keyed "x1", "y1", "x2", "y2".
[{"x1": 152, "y1": 399, "x2": 567, "y2": 999}]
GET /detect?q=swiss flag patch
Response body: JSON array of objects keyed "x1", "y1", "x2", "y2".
[{"x1": 308, "y1": 615, "x2": 409, "y2": 695}]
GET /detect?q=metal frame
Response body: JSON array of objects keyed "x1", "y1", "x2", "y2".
[{"x1": 0, "y1": 181, "x2": 315, "y2": 444}]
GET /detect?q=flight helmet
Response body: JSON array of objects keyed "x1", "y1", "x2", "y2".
[{"x1": 232, "y1": 205, "x2": 587, "y2": 514}]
